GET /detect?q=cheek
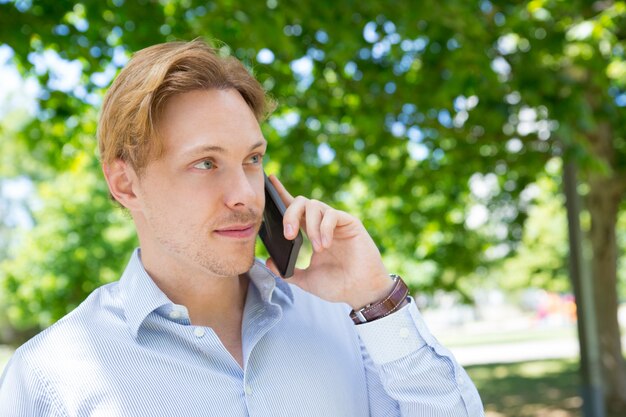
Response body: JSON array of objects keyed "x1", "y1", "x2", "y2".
[
  {"x1": 251, "y1": 173, "x2": 265, "y2": 203},
  {"x1": 140, "y1": 180, "x2": 198, "y2": 223},
  {"x1": 145, "y1": 173, "x2": 201, "y2": 204}
]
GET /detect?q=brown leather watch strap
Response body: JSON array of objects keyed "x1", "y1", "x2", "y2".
[{"x1": 350, "y1": 275, "x2": 410, "y2": 325}]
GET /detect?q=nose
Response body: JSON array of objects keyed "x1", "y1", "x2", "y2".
[{"x1": 222, "y1": 168, "x2": 259, "y2": 210}]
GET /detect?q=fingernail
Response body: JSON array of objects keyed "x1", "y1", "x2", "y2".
[
  {"x1": 313, "y1": 240, "x2": 321, "y2": 251},
  {"x1": 285, "y1": 224, "x2": 293, "y2": 237},
  {"x1": 322, "y1": 237, "x2": 329, "y2": 248}
]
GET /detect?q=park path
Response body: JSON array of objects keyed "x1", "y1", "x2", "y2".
[
  {"x1": 449, "y1": 338, "x2": 580, "y2": 366},
  {"x1": 449, "y1": 335, "x2": 626, "y2": 366}
]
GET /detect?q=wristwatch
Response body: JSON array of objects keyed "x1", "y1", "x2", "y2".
[{"x1": 350, "y1": 274, "x2": 410, "y2": 325}]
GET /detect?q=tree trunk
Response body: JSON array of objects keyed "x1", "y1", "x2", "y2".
[
  {"x1": 585, "y1": 119, "x2": 626, "y2": 414},
  {"x1": 588, "y1": 175, "x2": 626, "y2": 413}
]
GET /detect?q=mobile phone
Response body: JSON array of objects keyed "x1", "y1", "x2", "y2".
[{"x1": 259, "y1": 173, "x2": 303, "y2": 278}]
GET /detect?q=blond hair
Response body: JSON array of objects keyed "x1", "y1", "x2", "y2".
[{"x1": 98, "y1": 39, "x2": 273, "y2": 173}]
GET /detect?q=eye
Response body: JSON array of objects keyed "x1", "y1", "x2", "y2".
[
  {"x1": 249, "y1": 154, "x2": 264, "y2": 165},
  {"x1": 193, "y1": 160, "x2": 214, "y2": 170}
]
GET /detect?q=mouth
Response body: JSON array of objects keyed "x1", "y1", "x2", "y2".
[{"x1": 213, "y1": 223, "x2": 258, "y2": 239}]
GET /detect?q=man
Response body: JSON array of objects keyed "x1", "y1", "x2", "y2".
[{"x1": 0, "y1": 39, "x2": 484, "y2": 416}]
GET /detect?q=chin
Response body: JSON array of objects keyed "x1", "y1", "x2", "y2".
[
  {"x1": 196, "y1": 246, "x2": 256, "y2": 277},
  {"x1": 230, "y1": 254, "x2": 256, "y2": 276}
]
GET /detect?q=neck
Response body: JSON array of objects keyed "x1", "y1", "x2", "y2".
[{"x1": 139, "y1": 248, "x2": 250, "y2": 329}]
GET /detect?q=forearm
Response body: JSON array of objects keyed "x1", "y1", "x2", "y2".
[{"x1": 356, "y1": 299, "x2": 485, "y2": 417}]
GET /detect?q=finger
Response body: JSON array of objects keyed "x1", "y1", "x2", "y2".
[
  {"x1": 265, "y1": 257, "x2": 280, "y2": 276},
  {"x1": 326, "y1": 208, "x2": 360, "y2": 231},
  {"x1": 305, "y1": 201, "x2": 325, "y2": 252},
  {"x1": 319, "y1": 209, "x2": 338, "y2": 248},
  {"x1": 268, "y1": 175, "x2": 294, "y2": 207},
  {"x1": 282, "y1": 195, "x2": 308, "y2": 240}
]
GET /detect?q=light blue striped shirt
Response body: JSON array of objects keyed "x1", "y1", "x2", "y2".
[{"x1": 0, "y1": 249, "x2": 484, "y2": 416}]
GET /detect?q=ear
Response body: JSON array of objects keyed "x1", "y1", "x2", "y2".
[{"x1": 102, "y1": 159, "x2": 141, "y2": 211}]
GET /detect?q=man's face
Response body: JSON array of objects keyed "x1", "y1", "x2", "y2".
[{"x1": 131, "y1": 89, "x2": 266, "y2": 278}]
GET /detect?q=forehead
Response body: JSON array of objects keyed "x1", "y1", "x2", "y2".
[{"x1": 158, "y1": 89, "x2": 265, "y2": 157}]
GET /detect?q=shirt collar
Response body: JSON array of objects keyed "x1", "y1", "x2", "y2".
[
  {"x1": 119, "y1": 249, "x2": 173, "y2": 339},
  {"x1": 248, "y1": 259, "x2": 295, "y2": 306},
  {"x1": 119, "y1": 249, "x2": 294, "y2": 339}
]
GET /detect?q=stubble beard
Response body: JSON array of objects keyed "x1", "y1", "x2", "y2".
[
  {"x1": 146, "y1": 205, "x2": 261, "y2": 279},
  {"x1": 149, "y1": 234, "x2": 255, "y2": 281},
  {"x1": 192, "y1": 239, "x2": 257, "y2": 278},
  {"x1": 160, "y1": 224, "x2": 260, "y2": 280}
]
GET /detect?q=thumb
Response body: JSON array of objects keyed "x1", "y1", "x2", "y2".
[
  {"x1": 280, "y1": 267, "x2": 310, "y2": 293},
  {"x1": 265, "y1": 258, "x2": 281, "y2": 277},
  {"x1": 265, "y1": 258, "x2": 307, "y2": 283}
]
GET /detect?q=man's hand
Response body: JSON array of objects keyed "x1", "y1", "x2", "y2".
[{"x1": 264, "y1": 175, "x2": 396, "y2": 311}]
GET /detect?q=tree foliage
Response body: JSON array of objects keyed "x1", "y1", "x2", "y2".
[
  {"x1": 1, "y1": 0, "x2": 626, "y2": 409},
  {"x1": 0, "y1": 0, "x2": 543, "y2": 297},
  {"x1": 1, "y1": 154, "x2": 137, "y2": 329}
]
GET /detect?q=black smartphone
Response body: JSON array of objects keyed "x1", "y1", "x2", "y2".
[{"x1": 259, "y1": 173, "x2": 303, "y2": 278}]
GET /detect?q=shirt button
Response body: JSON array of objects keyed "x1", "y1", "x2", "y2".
[
  {"x1": 169, "y1": 310, "x2": 181, "y2": 319},
  {"x1": 399, "y1": 328, "x2": 410, "y2": 339},
  {"x1": 193, "y1": 327, "x2": 205, "y2": 338},
  {"x1": 245, "y1": 384, "x2": 253, "y2": 395}
]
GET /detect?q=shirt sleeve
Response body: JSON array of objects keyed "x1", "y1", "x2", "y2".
[
  {"x1": 0, "y1": 352, "x2": 65, "y2": 417},
  {"x1": 355, "y1": 298, "x2": 485, "y2": 417}
]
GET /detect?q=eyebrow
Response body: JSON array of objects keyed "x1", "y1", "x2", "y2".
[{"x1": 182, "y1": 140, "x2": 267, "y2": 158}]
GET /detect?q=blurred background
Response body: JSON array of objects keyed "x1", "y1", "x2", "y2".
[{"x1": 0, "y1": 0, "x2": 625, "y2": 416}]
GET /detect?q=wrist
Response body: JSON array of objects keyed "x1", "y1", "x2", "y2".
[
  {"x1": 349, "y1": 276, "x2": 396, "y2": 311},
  {"x1": 350, "y1": 275, "x2": 410, "y2": 325}
]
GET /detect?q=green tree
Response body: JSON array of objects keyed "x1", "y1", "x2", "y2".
[
  {"x1": 1, "y1": 0, "x2": 625, "y2": 411},
  {"x1": 1, "y1": 153, "x2": 137, "y2": 330},
  {"x1": 494, "y1": 158, "x2": 570, "y2": 293},
  {"x1": 495, "y1": 1, "x2": 626, "y2": 410}
]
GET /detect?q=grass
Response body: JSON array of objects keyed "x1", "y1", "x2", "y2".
[{"x1": 466, "y1": 358, "x2": 582, "y2": 417}]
